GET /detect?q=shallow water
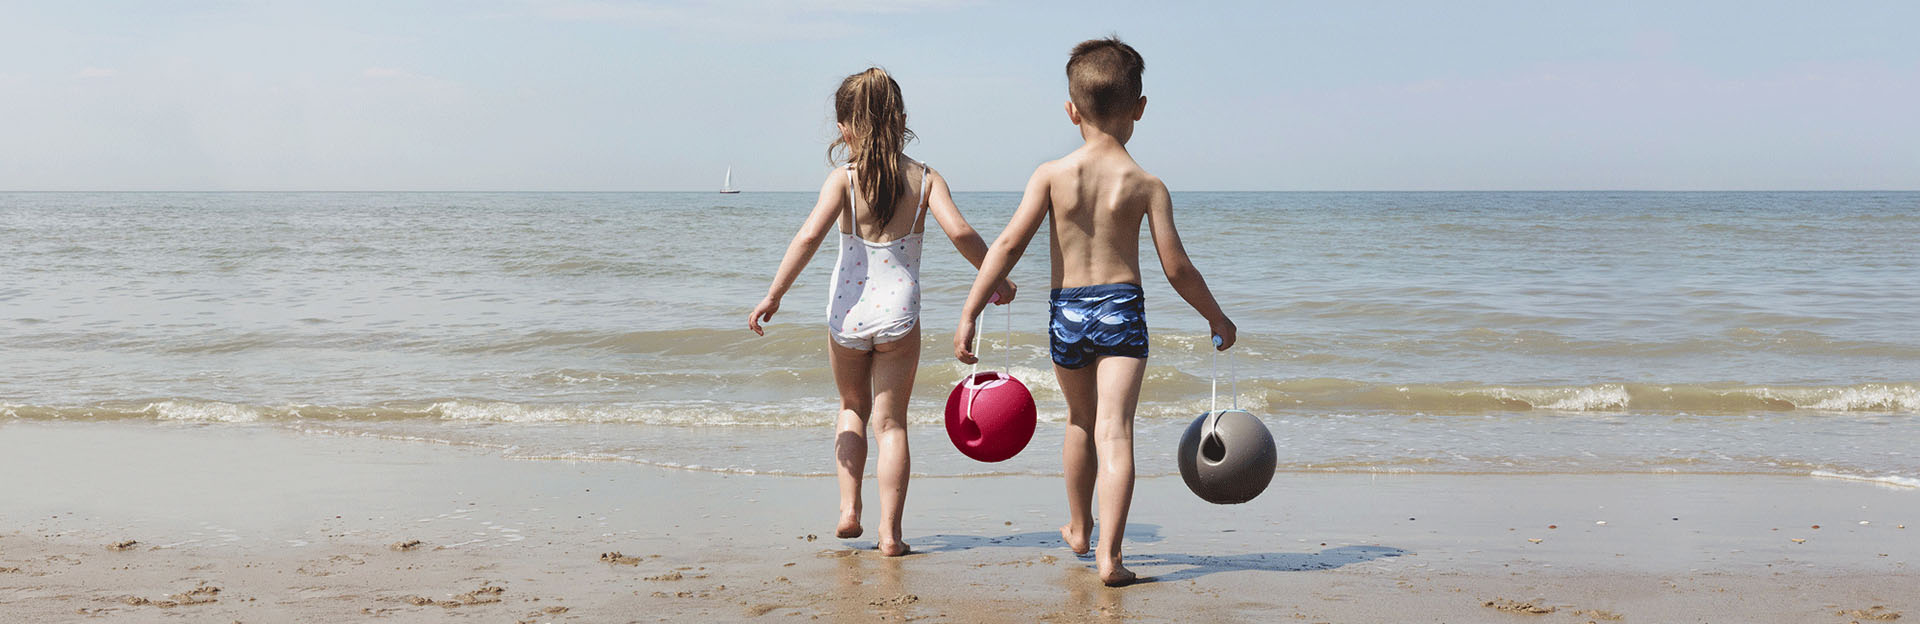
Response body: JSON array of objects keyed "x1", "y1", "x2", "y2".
[{"x1": 2, "y1": 191, "x2": 1915, "y2": 483}]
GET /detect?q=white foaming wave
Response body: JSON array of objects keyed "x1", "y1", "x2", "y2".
[
  {"x1": 1481, "y1": 384, "x2": 1632, "y2": 411},
  {"x1": 1778, "y1": 384, "x2": 1920, "y2": 412},
  {"x1": 428, "y1": 400, "x2": 763, "y2": 425},
  {"x1": 930, "y1": 360, "x2": 1060, "y2": 397},
  {"x1": 288, "y1": 429, "x2": 1062, "y2": 478},
  {"x1": 1809, "y1": 470, "x2": 1920, "y2": 489},
  {"x1": 499, "y1": 450, "x2": 1060, "y2": 478},
  {"x1": 291, "y1": 425, "x2": 518, "y2": 451},
  {"x1": 423, "y1": 399, "x2": 898, "y2": 426},
  {"x1": 140, "y1": 400, "x2": 265, "y2": 422},
  {"x1": 499, "y1": 450, "x2": 828, "y2": 477},
  {"x1": 1138, "y1": 392, "x2": 1274, "y2": 420}
]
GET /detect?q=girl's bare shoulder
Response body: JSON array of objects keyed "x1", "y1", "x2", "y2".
[{"x1": 817, "y1": 165, "x2": 852, "y2": 191}]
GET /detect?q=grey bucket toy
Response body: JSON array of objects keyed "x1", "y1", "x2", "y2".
[{"x1": 1177, "y1": 336, "x2": 1276, "y2": 504}]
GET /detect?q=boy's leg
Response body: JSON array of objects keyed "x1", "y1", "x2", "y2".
[
  {"x1": 828, "y1": 340, "x2": 876, "y2": 539},
  {"x1": 1053, "y1": 362, "x2": 1099, "y2": 555},
  {"x1": 867, "y1": 327, "x2": 920, "y2": 556},
  {"x1": 1092, "y1": 354, "x2": 1146, "y2": 586}
]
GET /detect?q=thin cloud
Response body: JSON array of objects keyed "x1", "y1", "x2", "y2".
[
  {"x1": 513, "y1": 0, "x2": 969, "y2": 21},
  {"x1": 520, "y1": 0, "x2": 673, "y2": 21},
  {"x1": 360, "y1": 67, "x2": 463, "y2": 93},
  {"x1": 75, "y1": 67, "x2": 117, "y2": 78},
  {"x1": 491, "y1": 0, "x2": 972, "y2": 40}
]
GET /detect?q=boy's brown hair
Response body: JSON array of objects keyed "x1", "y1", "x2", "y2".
[{"x1": 1066, "y1": 36, "x2": 1145, "y2": 122}]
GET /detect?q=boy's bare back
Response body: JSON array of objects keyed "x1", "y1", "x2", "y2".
[{"x1": 1037, "y1": 144, "x2": 1167, "y2": 289}]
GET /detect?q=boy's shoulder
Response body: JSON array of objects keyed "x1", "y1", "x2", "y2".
[
  {"x1": 1034, "y1": 150, "x2": 1166, "y2": 199},
  {"x1": 1033, "y1": 148, "x2": 1157, "y2": 175}
]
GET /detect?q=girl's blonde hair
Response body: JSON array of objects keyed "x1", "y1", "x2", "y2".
[{"x1": 829, "y1": 67, "x2": 916, "y2": 226}]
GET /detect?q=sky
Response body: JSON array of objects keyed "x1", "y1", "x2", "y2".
[{"x1": 1, "y1": 0, "x2": 1917, "y2": 191}]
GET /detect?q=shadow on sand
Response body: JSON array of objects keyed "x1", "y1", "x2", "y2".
[
  {"x1": 859, "y1": 526, "x2": 1405, "y2": 583},
  {"x1": 865, "y1": 523, "x2": 1166, "y2": 554},
  {"x1": 1129, "y1": 545, "x2": 1408, "y2": 582},
  {"x1": 851, "y1": 526, "x2": 1405, "y2": 583}
]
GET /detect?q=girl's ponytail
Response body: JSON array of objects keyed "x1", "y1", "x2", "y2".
[{"x1": 829, "y1": 68, "x2": 915, "y2": 226}]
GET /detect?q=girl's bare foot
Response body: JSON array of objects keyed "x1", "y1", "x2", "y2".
[
  {"x1": 877, "y1": 538, "x2": 911, "y2": 557},
  {"x1": 1059, "y1": 521, "x2": 1091, "y2": 555},
  {"x1": 1098, "y1": 561, "x2": 1139, "y2": 587},
  {"x1": 836, "y1": 507, "x2": 862, "y2": 539}
]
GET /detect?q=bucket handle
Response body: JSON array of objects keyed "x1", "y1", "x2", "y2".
[
  {"x1": 963, "y1": 300, "x2": 1013, "y2": 424},
  {"x1": 1205, "y1": 334, "x2": 1236, "y2": 438}
]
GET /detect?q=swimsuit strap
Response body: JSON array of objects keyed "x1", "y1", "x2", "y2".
[
  {"x1": 911, "y1": 162, "x2": 932, "y2": 232},
  {"x1": 845, "y1": 161, "x2": 929, "y2": 239},
  {"x1": 842, "y1": 165, "x2": 858, "y2": 234}
]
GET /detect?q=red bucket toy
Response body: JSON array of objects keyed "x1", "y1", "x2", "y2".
[
  {"x1": 944, "y1": 370, "x2": 1036, "y2": 463},
  {"x1": 946, "y1": 301, "x2": 1035, "y2": 462}
]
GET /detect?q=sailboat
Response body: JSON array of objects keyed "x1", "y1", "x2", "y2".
[{"x1": 719, "y1": 166, "x2": 741, "y2": 194}]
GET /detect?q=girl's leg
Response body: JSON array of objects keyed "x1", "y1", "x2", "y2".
[
  {"x1": 828, "y1": 339, "x2": 875, "y2": 539},
  {"x1": 867, "y1": 327, "x2": 920, "y2": 556},
  {"x1": 1052, "y1": 363, "x2": 1099, "y2": 555}
]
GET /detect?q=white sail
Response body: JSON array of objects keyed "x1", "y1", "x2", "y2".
[{"x1": 720, "y1": 166, "x2": 739, "y2": 193}]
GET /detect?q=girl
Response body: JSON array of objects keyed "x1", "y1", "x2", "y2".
[{"x1": 747, "y1": 68, "x2": 1014, "y2": 556}]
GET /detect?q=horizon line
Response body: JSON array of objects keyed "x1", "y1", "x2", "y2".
[{"x1": 4, "y1": 189, "x2": 1918, "y2": 194}]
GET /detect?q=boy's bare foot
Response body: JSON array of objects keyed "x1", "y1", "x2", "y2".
[
  {"x1": 1059, "y1": 522, "x2": 1091, "y2": 555},
  {"x1": 836, "y1": 515, "x2": 863, "y2": 539},
  {"x1": 877, "y1": 538, "x2": 911, "y2": 557},
  {"x1": 1098, "y1": 562, "x2": 1139, "y2": 587}
]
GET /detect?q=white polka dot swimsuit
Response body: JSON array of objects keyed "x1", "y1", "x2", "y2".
[{"x1": 826, "y1": 162, "x2": 931, "y2": 351}]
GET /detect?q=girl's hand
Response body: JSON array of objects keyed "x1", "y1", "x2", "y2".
[
  {"x1": 953, "y1": 319, "x2": 979, "y2": 364},
  {"x1": 991, "y1": 278, "x2": 1018, "y2": 305},
  {"x1": 1210, "y1": 317, "x2": 1237, "y2": 351},
  {"x1": 748, "y1": 296, "x2": 781, "y2": 336}
]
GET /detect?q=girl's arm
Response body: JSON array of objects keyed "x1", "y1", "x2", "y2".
[
  {"x1": 747, "y1": 171, "x2": 846, "y2": 336},
  {"x1": 921, "y1": 169, "x2": 1017, "y2": 304},
  {"x1": 1144, "y1": 179, "x2": 1235, "y2": 350},
  {"x1": 954, "y1": 164, "x2": 1054, "y2": 363}
]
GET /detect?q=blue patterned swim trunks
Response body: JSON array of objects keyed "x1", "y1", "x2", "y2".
[{"x1": 1048, "y1": 282, "x2": 1149, "y2": 369}]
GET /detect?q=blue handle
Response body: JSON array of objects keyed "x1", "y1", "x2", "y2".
[{"x1": 1212, "y1": 334, "x2": 1223, "y2": 349}]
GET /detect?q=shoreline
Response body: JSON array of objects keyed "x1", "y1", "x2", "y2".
[{"x1": 2, "y1": 421, "x2": 1914, "y2": 622}]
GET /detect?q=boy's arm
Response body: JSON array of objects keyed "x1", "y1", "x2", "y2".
[
  {"x1": 954, "y1": 165, "x2": 1053, "y2": 363},
  {"x1": 922, "y1": 170, "x2": 1017, "y2": 304},
  {"x1": 747, "y1": 172, "x2": 845, "y2": 336},
  {"x1": 1144, "y1": 181, "x2": 1236, "y2": 350}
]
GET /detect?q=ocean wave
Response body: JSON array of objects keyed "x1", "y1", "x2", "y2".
[
  {"x1": 421, "y1": 400, "x2": 838, "y2": 426},
  {"x1": 12, "y1": 325, "x2": 1917, "y2": 363},
  {"x1": 1240, "y1": 380, "x2": 1920, "y2": 413},
  {"x1": 2, "y1": 382, "x2": 1913, "y2": 428},
  {"x1": 0, "y1": 399, "x2": 855, "y2": 427},
  {"x1": 497, "y1": 256, "x2": 653, "y2": 278},
  {"x1": 2, "y1": 400, "x2": 272, "y2": 422},
  {"x1": 283, "y1": 426, "x2": 1920, "y2": 485},
  {"x1": 1809, "y1": 470, "x2": 1920, "y2": 489}
]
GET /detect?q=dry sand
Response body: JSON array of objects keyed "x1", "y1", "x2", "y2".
[{"x1": 2, "y1": 421, "x2": 1915, "y2": 622}]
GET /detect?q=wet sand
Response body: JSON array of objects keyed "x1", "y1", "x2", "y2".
[{"x1": 1, "y1": 421, "x2": 1914, "y2": 622}]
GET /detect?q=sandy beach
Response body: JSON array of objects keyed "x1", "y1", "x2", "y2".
[
  {"x1": 7, "y1": 0, "x2": 1920, "y2": 620},
  {"x1": 1, "y1": 421, "x2": 1912, "y2": 623}
]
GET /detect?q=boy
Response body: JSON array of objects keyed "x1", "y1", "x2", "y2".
[{"x1": 953, "y1": 36, "x2": 1236, "y2": 586}]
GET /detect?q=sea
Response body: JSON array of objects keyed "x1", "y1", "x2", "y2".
[{"x1": 2, "y1": 191, "x2": 1916, "y2": 487}]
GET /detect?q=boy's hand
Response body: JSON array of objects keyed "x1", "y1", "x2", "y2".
[
  {"x1": 991, "y1": 278, "x2": 1018, "y2": 305},
  {"x1": 747, "y1": 296, "x2": 780, "y2": 336},
  {"x1": 953, "y1": 318, "x2": 979, "y2": 364},
  {"x1": 1210, "y1": 318, "x2": 1237, "y2": 351}
]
